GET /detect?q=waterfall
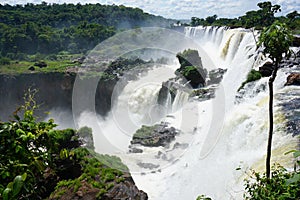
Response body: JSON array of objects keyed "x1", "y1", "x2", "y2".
[
  {"x1": 172, "y1": 90, "x2": 189, "y2": 112},
  {"x1": 77, "y1": 26, "x2": 298, "y2": 200},
  {"x1": 127, "y1": 27, "x2": 298, "y2": 200}
]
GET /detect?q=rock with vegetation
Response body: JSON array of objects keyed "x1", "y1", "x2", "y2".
[
  {"x1": 176, "y1": 49, "x2": 207, "y2": 88},
  {"x1": 238, "y1": 69, "x2": 262, "y2": 91},
  {"x1": 130, "y1": 123, "x2": 180, "y2": 147},
  {"x1": 0, "y1": 92, "x2": 147, "y2": 200},
  {"x1": 34, "y1": 61, "x2": 47, "y2": 68}
]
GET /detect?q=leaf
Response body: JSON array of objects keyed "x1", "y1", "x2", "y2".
[
  {"x1": 293, "y1": 151, "x2": 300, "y2": 158},
  {"x1": 7, "y1": 182, "x2": 13, "y2": 189},
  {"x1": 285, "y1": 174, "x2": 300, "y2": 185},
  {"x1": 284, "y1": 150, "x2": 296, "y2": 155},
  {"x1": 2, "y1": 188, "x2": 12, "y2": 200},
  {"x1": 21, "y1": 173, "x2": 27, "y2": 181},
  {"x1": 12, "y1": 175, "x2": 24, "y2": 197}
]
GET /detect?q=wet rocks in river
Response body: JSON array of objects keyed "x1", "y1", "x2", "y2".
[
  {"x1": 207, "y1": 68, "x2": 227, "y2": 85},
  {"x1": 285, "y1": 73, "x2": 300, "y2": 86},
  {"x1": 259, "y1": 61, "x2": 274, "y2": 77},
  {"x1": 130, "y1": 122, "x2": 179, "y2": 147},
  {"x1": 137, "y1": 162, "x2": 160, "y2": 169}
]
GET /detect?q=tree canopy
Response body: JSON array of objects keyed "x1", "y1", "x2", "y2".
[
  {"x1": 189, "y1": 1, "x2": 300, "y2": 33},
  {"x1": 0, "y1": 2, "x2": 173, "y2": 59}
]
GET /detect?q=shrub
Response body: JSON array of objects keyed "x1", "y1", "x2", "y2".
[
  {"x1": 244, "y1": 151, "x2": 300, "y2": 200},
  {"x1": 239, "y1": 69, "x2": 262, "y2": 90},
  {"x1": 0, "y1": 57, "x2": 11, "y2": 65}
]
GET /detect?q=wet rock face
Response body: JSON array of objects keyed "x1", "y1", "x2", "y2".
[
  {"x1": 285, "y1": 73, "x2": 300, "y2": 86},
  {"x1": 176, "y1": 49, "x2": 207, "y2": 88},
  {"x1": 0, "y1": 73, "x2": 117, "y2": 121},
  {"x1": 292, "y1": 35, "x2": 300, "y2": 47},
  {"x1": 259, "y1": 61, "x2": 274, "y2": 77},
  {"x1": 130, "y1": 123, "x2": 180, "y2": 147},
  {"x1": 103, "y1": 179, "x2": 148, "y2": 200},
  {"x1": 207, "y1": 68, "x2": 227, "y2": 85}
]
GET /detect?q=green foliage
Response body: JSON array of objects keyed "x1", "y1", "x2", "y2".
[
  {"x1": 196, "y1": 195, "x2": 212, "y2": 200},
  {"x1": 0, "y1": 90, "x2": 129, "y2": 199},
  {"x1": 258, "y1": 21, "x2": 293, "y2": 63},
  {"x1": 239, "y1": 69, "x2": 262, "y2": 91},
  {"x1": 244, "y1": 150, "x2": 300, "y2": 200},
  {"x1": 189, "y1": 1, "x2": 300, "y2": 33},
  {"x1": 182, "y1": 66, "x2": 199, "y2": 77},
  {"x1": 0, "y1": 3, "x2": 173, "y2": 57},
  {"x1": 133, "y1": 124, "x2": 158, "y2": 139},
  {"x1": 0, "y1": 57, "x2": 11, "y2": 65},
  {"x1": 244, "y1": 166, "x2": 300, "y2": 199},
  {"x1": 78, "y1": 126, "x2": 94, "y2": 150}
]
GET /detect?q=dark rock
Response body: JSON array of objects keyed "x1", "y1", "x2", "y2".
[
  {"x1": 285, "y1": 73, "x2": 300, "y2": 86},
  {"x1": 176, "y1": 49, "x2": 207, "y2": 88},
  {"x1": 292, "y1": 35, "x2": 300, "y2": 47},
  {"x1": 103, "y1": 180, "x2": 148, "y2": 200},
  {"x1": 191, "y1": 87, "x2": 216, "y2": 101},
  {"x1": 259, "y1": 61, "x2": 274, "y2": 77},
  {"x1": 137, "y1": 162, "x2": 160, "y2": 169},
  {"x1": 28, "y1": 66, "x2": 35, "y2": 71},
  {"x1": 173, "y1": 142, "x2": 189, "y2": 150},
  {"x1": 129, "y1": 147, "x2": 143, "y2": 153},
  {"x1": 34, "y1": 61, "x2": 47, "y2": 68},
  {"x1": 72, "y1": 56, "x2": 86, "y2": 64},
  {"x1": 131, "y1": 122, "x2": 180, "y2": 147},
  {"x1": 157, "y1": 79, "x2": 189, "y2": 106},
  {"x1": 207, "y1": 68, "x2": 227, "y2": 85}
]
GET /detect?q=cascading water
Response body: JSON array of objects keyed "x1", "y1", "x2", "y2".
[
  {"x1": 78, "y1": 26, "x2": 298, "y2": 199},
  {"x1": 126, "y1": 26, "x2": 298, "y2": 200}
]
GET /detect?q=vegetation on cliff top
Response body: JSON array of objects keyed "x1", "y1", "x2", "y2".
[{"x1": 189, "y1": 1, "x2": 300, "y2": 34}]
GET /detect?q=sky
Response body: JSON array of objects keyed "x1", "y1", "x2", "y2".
[{"x1": 2, "y1": 0, "x2": 300, "y2": 19}]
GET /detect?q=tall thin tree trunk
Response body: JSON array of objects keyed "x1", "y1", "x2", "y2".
[{"x1": 266, "y1": 61, "x2": 278, "y2": 179}]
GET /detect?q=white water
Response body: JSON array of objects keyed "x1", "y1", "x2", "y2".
[{"x1": 78, "y1": 26, "x2": 298, "y2": 199}]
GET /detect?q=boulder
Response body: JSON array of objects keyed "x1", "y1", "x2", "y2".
[
  {"x1": 28, "y1": 66, "x2": 35, "y2": 71},
  {"x1": 207, "y1": 68, "x2": 227, "y2": 85},
  {"x1": 259, "y1": 61, "x2": 274, "y2": 77},
  {"x1": 34, "y1": 61, "x2": 47, "y2": 68},
  {"x1": 130, "y1": 123, "x2": 179, "y2": 147},
  {"x1": 176, "y1": 49, "x2": 207, "y2": 88},
  {"x1": 285, "y1": 73, "x2": 300, "y2": 86},
  {"x1": 129, "y1": 147, "x2": 143, "y2": 153},
  {"x1": 103, "y1": 180, "x2": 148, "y2": 200},
  {"x1": 292, "y1": 35, "x2": 300, "y2": 47}
]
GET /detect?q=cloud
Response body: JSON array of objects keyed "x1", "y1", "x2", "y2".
[{"x1": 2, "y1": 0, "x2": 299, "y2": 19}]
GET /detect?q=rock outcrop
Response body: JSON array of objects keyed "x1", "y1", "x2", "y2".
[
  {"x1": 259, "y1": 61, "x2": 274, "y2": 77},
  {"x1": 176, "y1": 49, "x2": 207, "y2": 88},
  {"x1": 130, "y1": 123, "x2": 179, "y2": 147},
  {"x1": 207, "y1": 68, "x2": 227, "y2": 85},
  {"x1": 285, "y1": 73, "x2": 300, "y2": 86}
]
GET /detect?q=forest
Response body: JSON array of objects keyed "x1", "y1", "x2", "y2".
[
  {"x1": 189, "y1": 2, "x2": 300, "y2": 33},
  {"x1": 0, "y1": 2, "x2": 173, "y2": 59}
]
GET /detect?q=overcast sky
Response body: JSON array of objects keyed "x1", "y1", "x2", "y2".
[{"x1": 2, "y1": 0, "x2": 300, "y2": 19}]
